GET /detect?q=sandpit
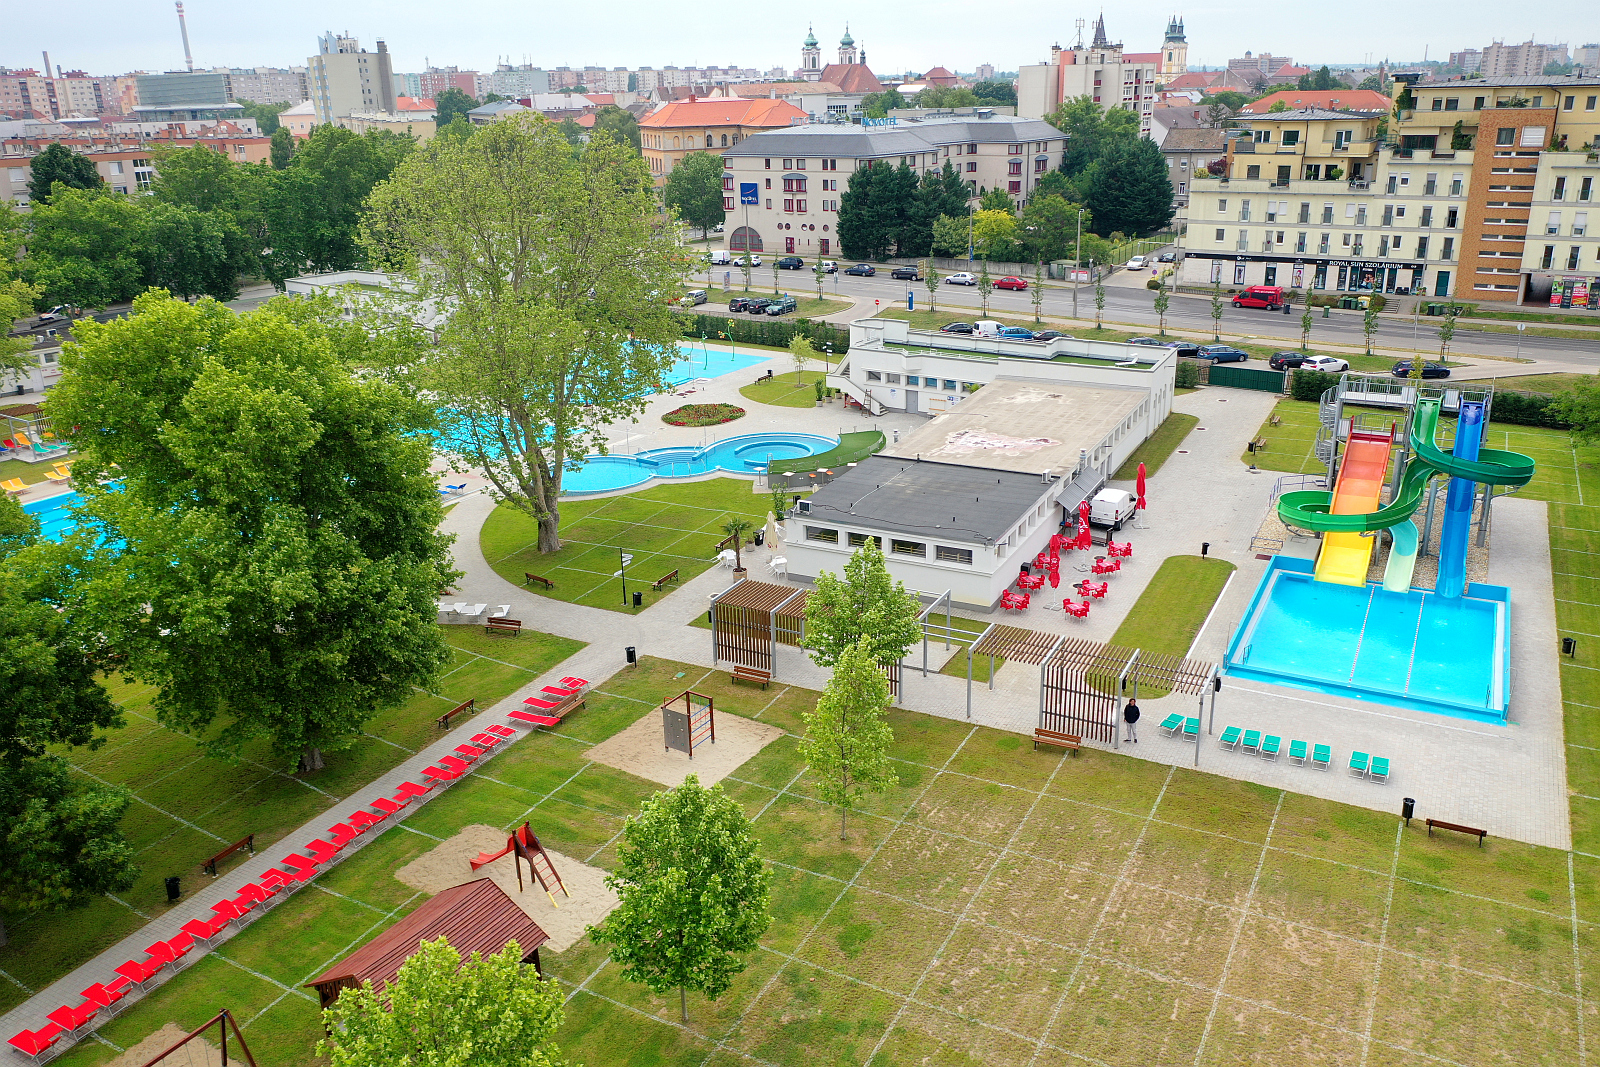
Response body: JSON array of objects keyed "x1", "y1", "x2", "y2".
[
  {"x1": 108, "y1": 1024, "x2": 221, "y2": 1067},
  {"x1": 584, "y1": 706, "x2": 783, "y2": 789},
  {"x1": 395, "y1": 825, "x2": 617, "y2": 952}
]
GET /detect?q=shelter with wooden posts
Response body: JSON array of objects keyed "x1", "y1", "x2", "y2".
[
  {"x1": 305, "y1": 878, "x2": 548, "y2": 1008},
  {"x1": 709, "y1": 579, "x2": 808, "y2": 681}
]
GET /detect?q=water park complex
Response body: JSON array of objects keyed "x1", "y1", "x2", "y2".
[{"x1": 5, "y1": 305, "x2": 1597, "y2": 1067}]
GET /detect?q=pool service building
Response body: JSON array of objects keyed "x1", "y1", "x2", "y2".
[{"x1": 785, "y1": 323, "x2": 1175, "y2": 609}]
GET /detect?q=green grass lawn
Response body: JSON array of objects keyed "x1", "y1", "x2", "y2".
[
  {"x1": 1112, "y1": 412, "x2": 1200, "y2": 480},
  {"x1": 1457, "y1": 373, "x2": 1596, "y2": 393},
  {"x1": 480, "y1": 479, "x2": 769, "y2": 615},
  {"x1": 0, "y1": 625, "x2": 585, "y2": 1012},
  {"x1": 740, "y1": 370, "x2": 829, "y2": 408},
  {"x1": 1, "y1": 452, "x2": 77, "y2": 487},
  {"x1": 1107, "y1": 554, "x2": 1236, "y2": 658},
  {"x1": 46, "y1": 653, "x2": 1594, "y2": 1067}
]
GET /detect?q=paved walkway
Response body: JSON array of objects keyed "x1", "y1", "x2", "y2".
[{"x1": 5, "y1": 370, "x2": 1572, "y2": 1048}]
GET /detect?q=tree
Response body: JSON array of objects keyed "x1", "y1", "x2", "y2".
[
  {"x1": 21, "y1": 186, "x2": 149, "y2": 309},
  {"x1": 1045, "y1": 96, "x2": 1139, "y2": 178},
  {"x1": 362, "y1": 115, "x2": 683, "y2": 554},
  {"x1": 592, "y1": 105, "x2": 641, "y2": 150},
  {"x1": 1437, "y1": 311, "x2": 1456, "y2": 361},
  {"x1": 802, "y1": 537, "x2": 921, "y2": 670},
  {"x1": 433, "y1": 87, "x2": 479, "y2": 126},
  {"x1": 1450, "y1": 120, "x2": 1473, "y2": 150},
  {"x1": 46, "y1": 292, "x2": 456, "y2": 770},
  {"x1": 269, "y1": 126, "x2": 295, "y2": 169},
  {"x1": 1032, "y1": 169, "x2": 1079, "y2": 201},
  {"x1": 722, "y1": 517, "x2": 753, "y2": 572},
  {"x1": 150, "y1": 144, "x2": 247, "y2": 214},
  {"x1": 1019, "y1": 195, "x2": 1087, "y2": 262},
  {"x1": 1363, "y1": 303, "x2": 1379, "y2": 354},
  {"x1": 143, "y1": 200, "x2": 253, "y2": 301},
  {"x1": 236, "y1": 100, "x2": 290, "y2": 134},
  {"x1": 919, "y1": 86, "x2": 978, "y2": 109},
  {"x1": 978, "y1": 187, "x2": 1013, "y2": 213},
  {"x1": 802, "y1": 635, "x2": 898, "y2": 839},
  {"x1": 922, "y1": 258, "x2": 939, "y2": 311},
  {"x1": 1311, "y1": 66, "x2": 1338, "y2": 91},
  {"x1": 838, "y1": 163, "x2": 889, "y2": 259},
  {"x1": 978, "y1": 259, "x2": 992, "y2": 315},
  {"x1": 1267, "y1": 100, "x2": 1289, "y2": 113},
  {"x1": 28, "y1": 144, "x2": 103, "y2": 204},
  {"x1": 930, "y1": 213, "x2": 967, "y2": 258},
  {"x1": 591, "y1": 775, "x2": 771, "y2": 1022},
  {"x1": 0, "y1": 279, "x2": 41, "y2": 377},
  {"x1": 1548, "y1": 381, "x2": 1600, "y2": 441},
  {"x1": 1301, "y1": 305, "x2": 1314, "y2": 351},
  {"x1": 436, "y1": 116, "x2": 477, "y2": 145},
  {"x1": 1084, "y1": 137, "x2": 1174, "y2": 237},
  {"x1": 320, "y1": 937, "x2": 569, "y2": 1067},
  {"x1": 972, "y1": 209, "x2": 1018, "y2": 261},
  {"x1": 971, "y1": 80, "x2": 1018, "y2": 107},
  {"x1": 860, "y1": 89, "x2": 906, "y2": 118},
  {"x1": 1094, "y1": 273, "x2": 1106, "y2": 328},
  {"x1": 1210, "y1": 281, "x2": 1224, "y2": 340},
  {"x1": 1153, "y1": 276, "x2": 1170, "y2": 335},
  {"x1": 1204, "y1": 90, "x2": 1251, "y2": 113},
  {"x1": 663, "y1": 151, "x2": 726, "y2": 236},
  {"x1": 789, "y1": 333, "x2": 815, "y2": 384}
]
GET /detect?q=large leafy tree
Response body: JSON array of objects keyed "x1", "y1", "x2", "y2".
[
  {"x1": 0, "y1": 278, "x2": 41, "y2": 376},
  {"x1": 45, "y1": 291, "x2": 456, "y2": 770},
  {"x1": 802, "y1": 635, "x2": 899, "y2": 840},
  {"x1": 320, "y1": 937, "x2": 569, "y2": 1067},
  {"x1": 663, "y1": 151, "x2": 726, "y2": 236},
  {"x1": 28, "y1": 144, "x2": 103, "y2": 204},
  {"x1": 972, "y1": 80, "x2": 1018, "y2": 107},
  {"x1": 21, "y1": 186, "x2": 149, "y2": 309},
  {"x1": 236, "y1": 100, "x2": 290, "y2": 134},
  {"x1": 802, "y1": 537, "x2": 922, "y2": 670},
  {"x1": 592, "y1": 105, "x2": 641, "y2": 150},
  {"x1": 1046, "y1": 96, "x2": 1140, "y2": 178},
  {"x1": 972, "y1": 208, "x2": 1019, "y2": 260},
  {"x1": 269, "y1": 126, "x2": 295, "y2": 169},
  {"x1": 1019, "y1": 194, "x2": 1090, "y2": 262},
  {"x1": 860, "y1": 89, "x2": 906, "y2": 118},
  {"x1": 433, "y1": 87, "x2": 479, "y2": 126},
  {"x1": 1084, "y1": 137, "x2": 1174, "y2": 237},
  {"x1": 0, "y1": 495, "x2": 137, "y2": 944},
  {"x1": 150, "y1": 144, "x2": 250, "y2": 214},
  {"x1": 590, "y1": 775, "x2": 770, "y2": 1022},
  {"x1": 362, "y1": 114, "x2": 684, "y2": 554},
  {"x1": 143, "y1": 200, "x2": 254, "y2": 301},
  {"x1": 838, "y1": 162, "x2": 922, "y2": 260}
]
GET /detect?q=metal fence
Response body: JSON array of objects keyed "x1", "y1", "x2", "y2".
[{"x1": 1208, "y1": 365, "x2": 1287, "y2": 393}]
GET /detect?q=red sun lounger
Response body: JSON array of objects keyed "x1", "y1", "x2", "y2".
[
  {"x1": 114, "y1": 957, "x2": 162, "y2": 989},
  {"x1": 486, "y1": 723, "x2": 515, "y2": 738},
  {"x1": 181, "y1": 918, "x2": 225, "y2": 947},
  {"x1": 347, "y1": 810, "x2": 382, "y2": 834},
  {"x1": 47, "y1": 1001, "x2": 99, "y2": 1037},
  {"x1": 9, "y1": 1023, "x2": 65, "y2": 1064},
  {"x1": 327, "y1": 822, "x2": 358, "y2": 847},
  {"x1": 370, "y1": 797, "x2": 403, "y2": 818},
  {"x1": 522, "y1": 696, "x2": 561, "y2": 710},
  {"x1": 469, "y1": 732, "x2": 503, "y2": 749},
  {"x1": 423, "y1": 764, "x2": 462, "y2": 782},
  {"x1": 303, "y1": 839, "x2": 342, "y2": 865},
  {"x1": 540, "y1": 685, "x2": 577, "y2": 698},
  {"x1": 452, "y1": 745, "x2": 482, "y2": 762},
  {"x1": 559, "y1": 676, "x2": 589, "y2": 689},
  {"x1": 438, "y1": 755, "x2": 471, "y2": 775},
  {"x1": 509, "y1": 709, "x2": 560, "y2": 727}
]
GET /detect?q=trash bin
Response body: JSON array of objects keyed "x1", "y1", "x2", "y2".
[
  {"x1": 632, "y1": 591, "x2": 643, "y2": 608},
  {"x1": 165, "y1": 876, "x2": 181, "y2": 902}
]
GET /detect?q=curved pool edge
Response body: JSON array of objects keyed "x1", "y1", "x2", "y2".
[{"x1": 558, "y1": 432, "x2": 838, "y2": 497}]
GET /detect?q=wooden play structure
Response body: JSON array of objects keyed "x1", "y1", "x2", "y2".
[
  {"x1": 660, "y1": 690, "x2": 715, "y2": 758},
  {"x1": 469, "y1": 822, "x2": 570, "y2": 907}
]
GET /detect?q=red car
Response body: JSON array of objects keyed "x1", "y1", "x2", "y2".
[{"x1": 993, "y1": 275, "x2": 1028, "y2": 290}]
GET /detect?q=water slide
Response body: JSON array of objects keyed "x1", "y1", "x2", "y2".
[
  {"x1": 1278, "y1": 397, "x2": 1536, "y2": 596},
  {"x1": 1312, "y1": 430, "x2": 1395, "y2": 586}
]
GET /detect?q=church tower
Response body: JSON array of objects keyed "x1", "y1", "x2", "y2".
[
  {"x1": 1161, "y1": 16, "x2": 1189, "y2": 81},
  {"x1": 800, "y1": 26, "x2": 821, "y2": 78},
  {"x1": 838, "y1": 26, "x2": 858, "y2": 66}
]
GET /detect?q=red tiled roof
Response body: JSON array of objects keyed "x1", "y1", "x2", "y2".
[
  {"x1": 1166, "y1": 72, "x2": 1221, "y2": 89},
  {"x1": 396, "y1": 96, "x2": 435, "y2": 111},
  {"x1": 641, "y1": 96, "x2": 806, "y2": 129},
  {"x1": 586, "y1": 93, "x2": 615, "y2": 105},
  {"x1": 1238, "y1": 89, "x2": 1392, "y2": 114},
  {"x1": 1123, "y1": 52, "x2": 1162, "y2": 64},
  {"x1": 817, "y1": 63, "x2": 882, "y2": 94}
]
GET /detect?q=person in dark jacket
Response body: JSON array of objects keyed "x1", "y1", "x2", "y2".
[{"x1": 1123, "y1": 699, "x2": 1140, "y2": 742}]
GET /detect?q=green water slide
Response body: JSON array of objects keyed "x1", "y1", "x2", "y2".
[{"x1": 1276, "y1": 397, "x2": 1536, "y2": 590}]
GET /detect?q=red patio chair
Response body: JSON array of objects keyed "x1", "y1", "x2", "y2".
[
  {"x1": 347, "y1": 810, "x2": 381, "y2": 833},
  {"x1": 143, "y1": 940, "x2": 176, "y2": 968},
  {"x1": 47, "y1": 1001, "x2": 98, "y2": 1037},
  {"x1": 369, "y1": 797, "x2": 403, "y2": 818},
  {"x1": 469, "y1": 732, "x2": 502, "y2": 749},
  {"x1": 79, "y1": 981, "x2": 128, "y2": 1015},
  {"x1": 452, "y1": 744, "x2": 483, "y2": 762},
  {"x1": 394, "y1": 780, "x2": 432, "y2": 804},
  {"x1": 181, "y1": 918, "x2": 224, "y2": 948},
  {"x1": 165, "y1": 931, "x2": 196, "y2": 967},
  {"x1": 114, "y1": 958, "x2": 162, "y2": 990}
]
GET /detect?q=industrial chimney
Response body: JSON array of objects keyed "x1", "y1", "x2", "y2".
[{"x1": 175, "y1": 2, "x2": 194, "y2": 72}]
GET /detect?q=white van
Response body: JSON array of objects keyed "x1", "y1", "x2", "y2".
[
  {"x1": 973, "y1": 320, "x2": 1003, "y2": 338},
  {"x1": 709, "y1": 250, "x2": 732, "y2": 265},
  {"x1": 1088, "y1": 488, "x2": 1138, "y2": 530}
]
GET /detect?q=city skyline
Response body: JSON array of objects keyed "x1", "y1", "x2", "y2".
[{"x1": 6, "y1": 2, "x2": 1589, "y2": 82}]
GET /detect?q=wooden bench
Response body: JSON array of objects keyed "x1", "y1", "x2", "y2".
[
  {"x1": 203, "y1": 833, "x2": 256, "y2": 876},
  {"x1": 1426, "y1": 818, "x2": 1488, "y2": 846},
  {"x1": 437, "y1": 698, "x2": 475, "y2": 729},
  {"x1": 1248, "y1": 436, "x2": 1269, "y2": 453},
  {"x1": 524, "y1": 573, "x2": 555, "y2": 590},
  {"x1": 652, "y1": 569, "x2": 680, "y2": 591},
  {"x1": 485, "y1": 617, "x2": 522, "y2": 637},
  {"x1": 1269, "y1": 414, "x2": 1282, "y2": 427},
  {"x1": 1033, "y1": 728, "x2": 1082, "y2": 755},
  {"x1": 731, "y1": 664, "x2": 772, "y2": 689}
]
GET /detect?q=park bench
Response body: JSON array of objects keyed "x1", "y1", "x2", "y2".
[
  {"x1": 203, "y1": 833, "x2": 255, "y2": 877},
  {"x1": 1269, "y1": 414, "x2": 1282, "y2": 427},
  {"x1": 524, "y1": 573, "x2": 555, "y2": 590},
  {"x1": 485, "y1": 617, "x2": 522, "y2": 637},
  {"x1": 1248, "y1": 436, "x2": 1269, "y2": 453},
  {"x1": 1427, "y1": 818, "x2": 1488, "y2": 846},
  {"x1": 1033, "y1": 728, "x2": 1082, "y2": 755},
  {"x1": 652, "y1": 569, "x2": 680, "y2": 591},
  {"x1": 731, "y1": 664, "x2": 772, "y2": 689},
  {"x1": 437, "y1": 698, "x2": 474, "y2": 729}
]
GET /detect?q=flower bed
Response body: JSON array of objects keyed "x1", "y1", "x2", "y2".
[{"x1": 663, "y1": 403, "x2": 746, "y2": 427}]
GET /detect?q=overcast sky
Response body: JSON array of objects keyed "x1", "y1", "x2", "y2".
[{"x1": 10, "y1": 3, "x2": 1586, "y2": 79}]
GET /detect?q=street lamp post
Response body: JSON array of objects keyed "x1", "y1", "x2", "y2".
[
  {"x1": 1072, "y1": 207, "x2": 1084, "y2": 321},
  {"x1": 967, "y1": 202, "x2": 974, "y2": 270},
  {"x1": 615, "y1": 550, "x2": 634, "y2": 607}
]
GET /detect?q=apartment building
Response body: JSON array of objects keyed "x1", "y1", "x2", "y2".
[
  {"x1": 217, "y1": 66, "x2": 309, "y2": 105},
  {"x1": 415, "y1": 67, "x2": 477, "y2": 99},
  {"x1": 486, "y1": 64, "x2": 550, "y2": 98},
  {"x1": 308, "y1": 34, "x2": 396, "y2": 125},
  {"x1": 641, "y1": 97, "x2": 807, "y2": 186},
  {"x1": 717, "y1": 116, "x2": 1063, "y2": 256},
  {"x1": 1016, "y1": 17, "x2": 1158, "y2": 134},
  {"x1": 0, "y1": 69, "x2": 121, "y2": 120},
  {"x1": 1, "y1": 129, "x2": 271, "y2": 205}
]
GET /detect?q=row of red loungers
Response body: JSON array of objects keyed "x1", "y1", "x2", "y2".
[{"x1": 8, "y1": 675, "x2": 590, "y2": 1065}]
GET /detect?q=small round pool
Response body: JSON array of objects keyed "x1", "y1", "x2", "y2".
[{"x1": 562, "y1": 433, "x2": 837, "y2": 494}]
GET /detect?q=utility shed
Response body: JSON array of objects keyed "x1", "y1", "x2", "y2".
[{"x1": 305, "y1": 878, "x2": 549, "y2": 1008}]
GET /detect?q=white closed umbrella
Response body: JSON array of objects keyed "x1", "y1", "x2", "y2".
[{"x1": 765, "y1": 513, "x2": 781, "y2": 550}]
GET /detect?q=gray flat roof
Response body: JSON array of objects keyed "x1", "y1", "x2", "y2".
[
  {"x1": 883, "y1": 378, "x2": 1145, "y2": 476},
  {"x1": 723, "y1": 116, "x2": 1062, "y2": 158},
  {"x1": 801, "y1": 456, "x2": 1049, "y2": 545}
]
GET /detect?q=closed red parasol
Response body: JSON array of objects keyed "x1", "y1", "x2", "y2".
[{"x1": 1136, "y1": 462, "x2": 1148, "y2": 510}]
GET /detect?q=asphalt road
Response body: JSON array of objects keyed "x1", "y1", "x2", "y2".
[{"x1": 699, "y1": 260, "x2": 1595, "y2": 371}]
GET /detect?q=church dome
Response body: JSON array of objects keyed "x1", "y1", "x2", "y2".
[
  {"x1": 840, "y1": 26, "x2": 855, "y2": 46},
  {"x1": 804, "y1": 26, "x2": 817, "y2": 47}
]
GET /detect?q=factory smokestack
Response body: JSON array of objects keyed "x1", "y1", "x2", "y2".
[
  {"x1": 175, "y1": 2, "x2": 194, "y2": 72},
  {"x1": 41, "y1": 51, "x2": 53, "y2": 79}
]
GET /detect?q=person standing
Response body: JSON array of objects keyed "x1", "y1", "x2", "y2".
[{"x1": 1123, "y1": 698, "x2": 1140, "y2": 743}]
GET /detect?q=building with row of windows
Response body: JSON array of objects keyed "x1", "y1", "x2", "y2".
[
  {"x1": 715, "y1": 116, "x2": 1063, "y2": 256},
  {"x1": 1176, "y1": 74, "x2": 1600, "y2": 307},
  {"x1": 0, "y1": 125, "x2": 271, "y2": 205},
  {"x1": 1017, "y1": 16, "x2": 1185, "y2": 135}
]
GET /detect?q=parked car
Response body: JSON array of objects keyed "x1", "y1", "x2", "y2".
[
  {"x1": 1197, "y1": 344, "x2": 1249, "y2": 363},
  {"x1": 815, "y1": 260, "x2": 838, "y2": 274},
  {"x1": 945, "y1": 272, "x2": 978, "y2": 285},
  {"x1": 940, "y1": 321, "x2": 976, "y2": 334},
  {"x1": 1033, "y1": 330, "x2": 1071, "y2": 341},
  {"x1": 1158, "y1": 251, "x2": 1176, "y2": 263},
  {"x1": 1164, "y1": 342, "x2": 1201, "y2": 358},
  {"x1": 711, "y1": 223, "x2": 725, "y2": 233},
  {"x1": 1301, "y1": 355, "x2": 1350, "y2": 372},
  {"x1": 1269, "y1": 351, "x2": 1310, "y2": 370},
  {"x1": 743, "y1": 297, "x2": 774, "y2": 314},
  {"x1": 844, "y1": 263, "x2": 876, "y2": 277},
  {"x1": 683, "y1": 289, "x2": 708, "y2": 306},
  {"x1": 728, "y1": 296, "x2": 753, "y2": 312},
  {"x1": 1126, "y1": 255, "x2": 1146, "y2": 269},
  {"x1": 993, "y1": 275, "x2": 1028, "y2": 290},
  {"x1": 890, "y1": 265, "x2": 921, "y2": 280},
  {"x1": 765, "y1": 295, "x2": 798, "y2": 315},
  {"x1": 1391, "y1": 360, "x2": 1451, "y2": 379},
  {"x1": 1128, "y1": 337, "x2": 1166, "y2": 346},
  {"x1": 776, "y1": 256, "x2": 805, "y2": 270},
  {"x1": 996, "y1": 326, "x2": 1036, "y2": 339},
  {"x1": 1233, "y1": 285, "x2": 1285, "y2": 310},
  {"x1": 746, "y1": 255, "x2": 762, "y2": 266},
  {"x1": 36, "y1": 305, "x2": 73, "y2": 323}
]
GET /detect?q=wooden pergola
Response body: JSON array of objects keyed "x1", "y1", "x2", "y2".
[{"x1": 710, "y1": 579, "x2": 808, "y2": 679}]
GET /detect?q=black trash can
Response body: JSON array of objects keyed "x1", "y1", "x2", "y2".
[
  {"x1": 632, "y1": 591, "x2": 643, "y2": 608},
  {"x1": 625, "y1": 646, "x2": 637, "y2": 666},
  {"x1": 165, "y1": 876, "x2": 181, "y2": 902},
  {"x1": 1402, "y1": 797, "x2": 1416, "y2": 825},
  {"x1": 754, "y1": 530, "x2": 765, "y2": 547}
]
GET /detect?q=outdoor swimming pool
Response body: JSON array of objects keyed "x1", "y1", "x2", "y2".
[
  {"x1": 562, "y1": 432, "x2": 837, "y2": 494},
  {"x1": 661, "y1": 344, "x2": 771, "y2": 386},
  {"x1": 23, "y1": 489, "x2": 83, "y2": 542},
  {"x1": 1225, "y1": 557, "x2": 1509, "y2": 721}
]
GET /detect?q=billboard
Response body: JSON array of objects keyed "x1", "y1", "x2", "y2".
[{"x1": 739, "y1": 183, "x2": 759, "y2": 206}]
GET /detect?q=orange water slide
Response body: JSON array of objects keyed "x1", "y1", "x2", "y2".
[{"x1": 1313, "y1": 429, "x2": 1394, "y2": 586}]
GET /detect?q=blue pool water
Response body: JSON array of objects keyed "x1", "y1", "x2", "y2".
[
  {"x1": 562, "y1": 433, "x2": 837, "y2": 494},
  {"x1": 660, "y1": 345, "x2": 772, "y2": 386},
  {"x1": 1225, "y1": 557, "x2": 1509, "y2": 722},
  {"x1": 24, "y1": 489, "x2": 83, "y2": 542}
]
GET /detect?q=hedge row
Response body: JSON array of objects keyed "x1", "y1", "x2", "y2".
[
  {"x1": 1289, "y1": 369, "x2": 1343, "y2": 401},
  {"x1": 676, "y1": 312, "x2": 849, "y2": 354}
]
